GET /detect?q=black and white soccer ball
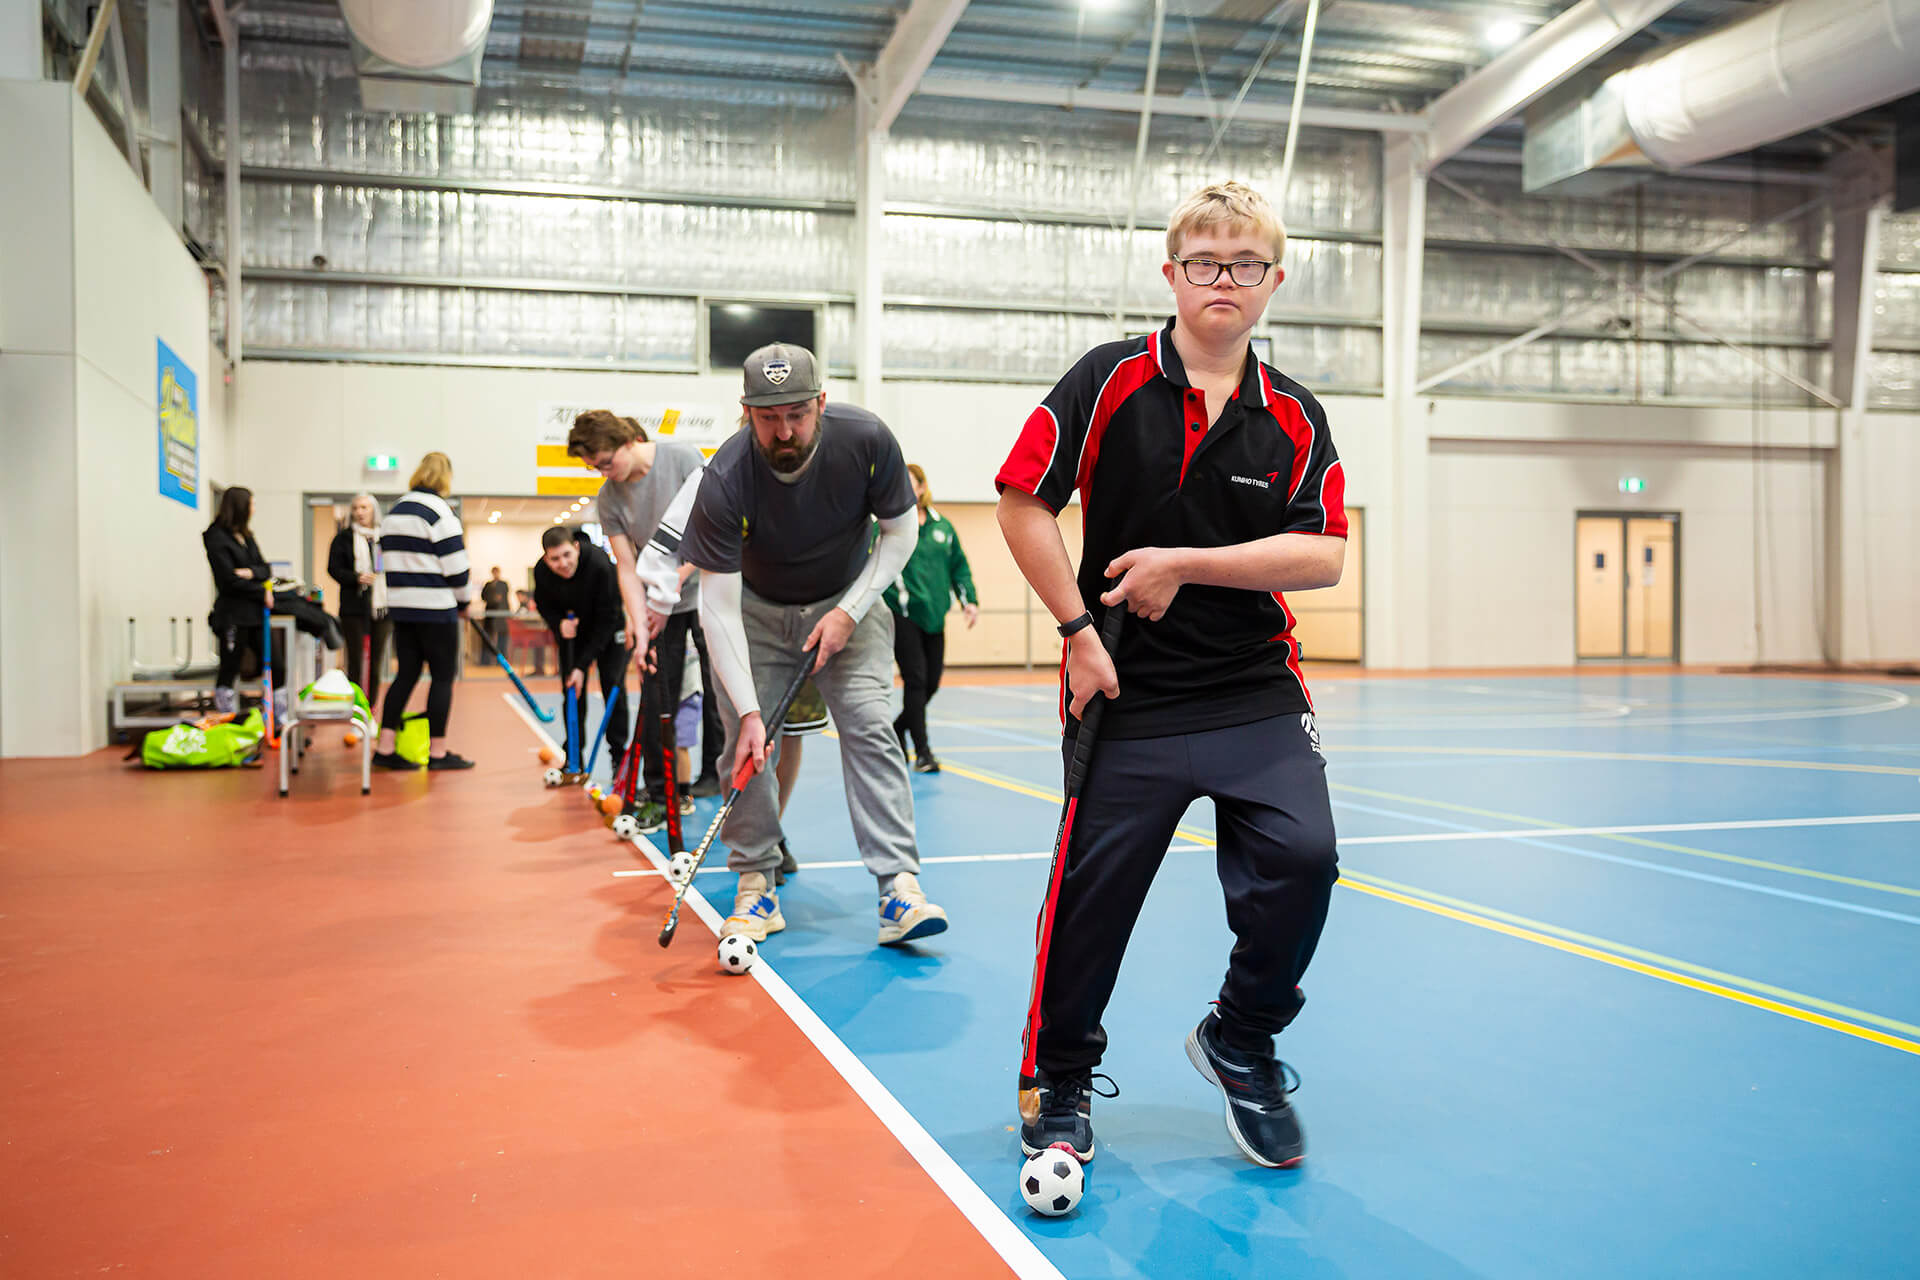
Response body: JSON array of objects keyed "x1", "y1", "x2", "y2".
[
  {"x1": 611, "y1": 812, "x2": 640, "y2": 839},
  {"x1": 716, "y1": 933, "x2": 756, "y2": 975},
  {"x1": 543, "y1": 767, "x2": 563, "y2": 787},
  {"x1": 667, "y1": 851, "x2": 697, "y2": 883},
  {"x1": 1019, "y1": 1144, "x2": 1084, "y2": 1217}
]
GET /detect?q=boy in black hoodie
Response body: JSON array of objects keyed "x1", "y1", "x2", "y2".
[{"x1": 533, "y1": 526, "x2": 631, "y2": 779}]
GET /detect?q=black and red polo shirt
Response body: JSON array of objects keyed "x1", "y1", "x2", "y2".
[{"x1": 996, "y1": 317, "x2": 1348, "y2": 740}]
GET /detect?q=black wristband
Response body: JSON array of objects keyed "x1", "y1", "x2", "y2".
[{"x1": 1057, "y1": 611, "x2": 1094, "y2": 638}]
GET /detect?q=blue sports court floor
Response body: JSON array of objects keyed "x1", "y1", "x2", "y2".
[{"x1": 563, "y1": 672, "x2": 1920, "y2": 1278}]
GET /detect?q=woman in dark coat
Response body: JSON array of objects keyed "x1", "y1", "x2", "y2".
[
  {"x1": 327, "y1": 492, "x2": 391, "y2": 707},
  {"x1": 203, "y1": 486, "x2": 280, "y2": 715}
]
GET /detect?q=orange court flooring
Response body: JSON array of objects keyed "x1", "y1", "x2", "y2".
[
  {"x1": 7, "y1": 664, "x2": 1920, "y2": 1279},
  {"x1": 0, "y1": 689, "x2": 1018, "y2": 1279}
]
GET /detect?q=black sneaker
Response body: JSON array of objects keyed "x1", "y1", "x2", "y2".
[
  {"x1": 688, "y1": 774, "x2": 722, "y2": 799},
  {"x1": 428, "y1": 751, "x2": 476, "y2": 771},
  {"x1": 1019, "y1": 1070, "x2": 1117, "y2": 1164},
  {"x1": 372, "y1": 751, "x2": 418, "y2": 772},
  {"x1": 912, "y1": 754, "x2": 941, "y2": 774},
  {"x1": 1185, "y1": 1012, "x2": 1305, "y2": 1168}
]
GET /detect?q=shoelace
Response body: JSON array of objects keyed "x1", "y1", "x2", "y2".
[
  {"x1": 1231, "y1": 1043, "x2": 1302, "y2": 1110},
  {"x1": 1043, "y1": 1071, "x2": 1120, "y2": 1116}
]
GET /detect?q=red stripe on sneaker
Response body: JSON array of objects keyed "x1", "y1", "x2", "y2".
[{"x1": 1020, "y1": 796, "x2": 1080, "y2": 1078}]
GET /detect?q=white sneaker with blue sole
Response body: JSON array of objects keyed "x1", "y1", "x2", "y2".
[
  {"x1": 723, "y1": 871, "x2": 785, "y2": 942},
  {"x1": 878, "y1": 872, "x2": 948, "y2": 946}
]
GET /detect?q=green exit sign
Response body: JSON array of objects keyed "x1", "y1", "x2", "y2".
[
  {"x1": 1618, "y1": 476, "x2": 1645, "y2": 494},
  {"x1": 365, "y1": 454, "x2": 399, "y2": 472}
]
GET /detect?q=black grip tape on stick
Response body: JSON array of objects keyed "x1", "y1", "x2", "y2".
[{"x1": 657, "y1": 645, "x2": 820, "y2": 948}]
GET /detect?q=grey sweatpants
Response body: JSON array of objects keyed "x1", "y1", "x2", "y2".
[{"x1": 714, "y1": 586, "x2": 922, "y2": 883}]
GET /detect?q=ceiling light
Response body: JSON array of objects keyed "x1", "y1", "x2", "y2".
[{"x1": 1486, "y1": 18, "x2": 1523, "y2": 47}]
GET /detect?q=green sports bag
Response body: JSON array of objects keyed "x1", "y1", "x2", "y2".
[{"x1": 140, "y1": 709, "x2": 265, "y2": 769}]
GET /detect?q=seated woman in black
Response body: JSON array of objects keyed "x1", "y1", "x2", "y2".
[{"x1": 203, "y1": 486, "x2": 280, "y2": 717}]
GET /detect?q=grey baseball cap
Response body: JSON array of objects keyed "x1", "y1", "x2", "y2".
[{"x1": 741, "y1": 342, "x2": 824, "y2": 407}]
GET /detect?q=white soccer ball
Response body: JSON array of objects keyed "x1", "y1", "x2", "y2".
[
  {"x1": 543, "y1": 767, "x2": 563, "y2": 787},
  {"x1": 667, "y1": 851, "x2": 697, "y2": 883},
  {"x1": 716, "y1": 933, "x2": 756, "y2": 975},
  {"x1": 611, "y1": 813, "x2": 640, "y2": 839},
  {"x1": 1019, "y1": 1145, "x2": 1084, "y2": 1217}
]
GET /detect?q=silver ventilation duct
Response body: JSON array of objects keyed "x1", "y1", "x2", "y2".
[
  {"x1": 1525, "y1": 0, "x2": 1920, "y2": 194},
  {"x1": 340, "y1": 0, "x2": 494, "y2": 115}
]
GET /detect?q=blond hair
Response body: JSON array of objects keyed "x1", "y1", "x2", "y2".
[
  {"x1": 409, "y1": 451, "x2": 453, "y2": 497},
  {"x1": 1166, "y1": 181, "x2": 1286, "y2": 262}
]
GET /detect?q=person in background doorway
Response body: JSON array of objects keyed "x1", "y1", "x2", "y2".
[
  {"x1": 512, "y1": 588, "x2": 547, "y2": 675},
  {"x1": 480, "y1": 567, "x2": 512, "y2": 657},
  {"x1": 372, "y1": 451, "x2": 476, "y2": 772},
  {"x1": 204, "y1": 486, "x2": 281, "y2": 717},
  {"x1": 886, "y1": 463, "x2": 979, "y2": 773},
  {"x1": 327, "y1": 493, "x2": 391, "y2": 709}
]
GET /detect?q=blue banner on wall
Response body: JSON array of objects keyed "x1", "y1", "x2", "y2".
[{"x1": 157, "y1": 339, "x2": 198, "y2": 508}]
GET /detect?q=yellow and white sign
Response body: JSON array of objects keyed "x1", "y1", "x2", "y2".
[{"x1": 534, "y1": 402, "x2": 738, "y2": 495}]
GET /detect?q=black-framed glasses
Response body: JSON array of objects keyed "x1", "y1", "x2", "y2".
[{"x1": 1174, "y1": 257, "x2": 1276, "y2": 287}]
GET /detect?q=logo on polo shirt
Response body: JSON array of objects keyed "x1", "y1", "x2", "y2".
[
  {"x1": 763, "y1": 358, "x2": 792, "y2": 385},
  {"x1": 1230, "y1": 474, "x2": 1273, "y2": 490}
]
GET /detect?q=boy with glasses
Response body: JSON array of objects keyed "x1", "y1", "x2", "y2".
[
  {"x1": 997, "y1": 181, "x2": 1347, "y2": 1170},
  {"x1": 567, "y1": 410, "x2": 718, "y2": 826}
]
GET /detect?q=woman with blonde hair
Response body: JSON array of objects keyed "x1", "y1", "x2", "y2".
[
  {"x1": 327, "y1": 492, "x2": 390, "y2": 708},
  {"x1": 372, "y1": 452, "x2": 476, "y2": 771}
]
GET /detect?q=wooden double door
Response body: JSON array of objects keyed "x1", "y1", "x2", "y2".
[{"x1": 1575, "y1": 513, "x2": 1679, "y2": 661}]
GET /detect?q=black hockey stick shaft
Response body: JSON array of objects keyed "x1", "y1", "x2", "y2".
[
  {"x1": 658, "y1": 644, "x2": 820, "y2": 947},
  {"x1": 1018, "y1": 605, "x2": 1124, "y2": 1119}
]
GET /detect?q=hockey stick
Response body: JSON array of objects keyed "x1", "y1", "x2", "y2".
[
  {"x1": 660, "y1": 700, "x2": 683, "y2": 853},
  {"x1": 657, "y1": 643, "x2": 819, "y2": 948},
  {"x1": 582, "y1": 645, "x2": 631, "y2": 780},
  {"x1": 261, "y1": 602, "x2": 278, "y2": 749},
  {"x1": 1017, "y1": 604, "x2": 1125, "y2": 1126},
  {"x1": 467, "y1": 615, "x2": 554, "y2": 722}
]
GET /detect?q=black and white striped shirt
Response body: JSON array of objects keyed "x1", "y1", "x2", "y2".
[{"x1": 379, "y1": 489, "x2": 472, "y2": 622}]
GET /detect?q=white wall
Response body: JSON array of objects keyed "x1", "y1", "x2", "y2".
[
  {"x1": 230, "y1": 357, "x2": 1911, "y2": 674},
  {"x1": 1856, "y1": 413, "x2": 1920, "y2": 660},
  {"x1": 0, "y1": 83, "x2": 225, "y2": 755},
  {"x1": 0, "y1": 83, "x2": 81, "y2": 756}
]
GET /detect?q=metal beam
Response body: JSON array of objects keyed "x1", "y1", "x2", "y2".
[
  {"x1": 869, "y1": 0, "x2": 970, "y2": 131},
  {"x1": 1423, "y1": 0, "x2": 1684, "y2": 165},
  {"x1": 148, "y1": 0, "x2": 183, "y2": 229},
  {"x1": 73, "y1": 0, "x2": 117, "y2": 96},
  {"x1": 223, "y1": 18, "x2": 241, "y2": 367},
  {"x1": 1112, "y1": 0, "x2": 1167, "y2": 332},
  {"x1": 916, "y1": 73, "x2": 1425, "y2": 134},
  {"x1": 102, "y1": 1, "x2": 145, "y2": 180}
]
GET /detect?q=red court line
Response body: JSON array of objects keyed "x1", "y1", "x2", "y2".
[{"x1": 0, "y1": 696, "x2": 1019, "y2": 1280}]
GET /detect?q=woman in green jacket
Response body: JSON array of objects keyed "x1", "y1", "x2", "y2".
[{"x1": 886, "y1": 464, "x2": 978, "y2": 773}]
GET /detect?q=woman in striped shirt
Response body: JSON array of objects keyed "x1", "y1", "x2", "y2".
[{"x1": 372, "y1": 452, "x2": 477, "y2": 771}]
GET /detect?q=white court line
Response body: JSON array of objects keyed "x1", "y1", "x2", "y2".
[
  {"x1": 614, "y1": 843, "x2": 1216, "y2": 877},
  {"x1": 501, "y1": 693, "x2": 1064, "y2": 1280},
  {"x1": 1339, "y1": 811, "x2": 1920, "y2": 846},
  {"x1": 606, "y1": 813, "x2": 1920, "y2": 878}
]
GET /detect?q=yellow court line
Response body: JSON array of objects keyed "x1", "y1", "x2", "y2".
[
  {"x1": 1330, "y1": 781, "x2": 1920, "y2": 900},
  {"x1": 937, "y1": 757, "x2": 1920, "y2": 1059},
  {"x1": 1341, "y1": 875, "x2": 1920, "y2": 1058},
  {"x1": 1335, "y1": 744, "x2": 1920, "y2": 778}
]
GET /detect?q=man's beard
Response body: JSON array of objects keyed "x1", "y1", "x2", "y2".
[{"x1": 759, "y1": 428, "x2": 822, "y2": 477}]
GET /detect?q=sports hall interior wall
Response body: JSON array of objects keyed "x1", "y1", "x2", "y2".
[{"x1": 1, "y1": 82, "x2": 229, "y2": 758}]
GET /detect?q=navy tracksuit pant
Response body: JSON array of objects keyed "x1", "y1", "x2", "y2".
[{"x1": 1032, "y1": 711, "x2": 1339, "y2": 1076}]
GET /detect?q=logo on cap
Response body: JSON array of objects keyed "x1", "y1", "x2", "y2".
[{"x1": 763, "y1": 359, "x2": 792, "y2": 386}]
